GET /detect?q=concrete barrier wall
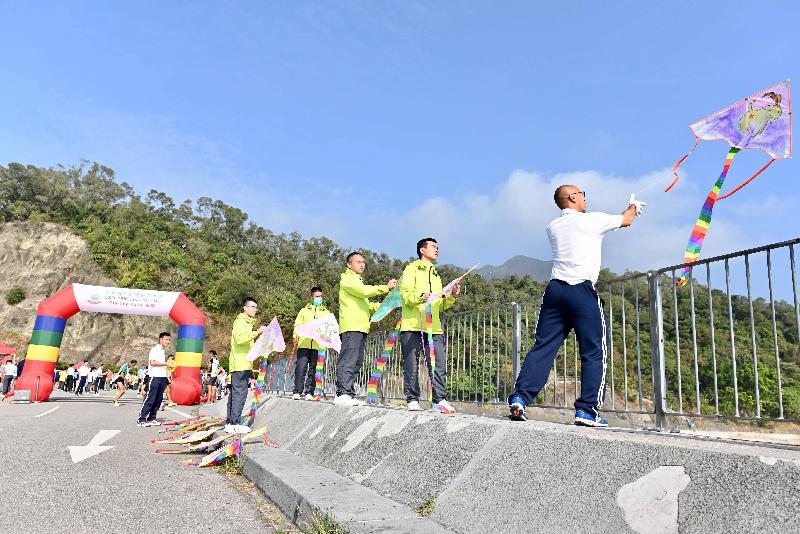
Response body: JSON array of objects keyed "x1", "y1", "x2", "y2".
[{"x1": 249, "y1": 397, "x2": 800, "y2": 533}]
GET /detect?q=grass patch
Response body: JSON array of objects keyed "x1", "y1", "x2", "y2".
[
  {"x1": 216, "y1": 455, "x2": 244, "y2": 475},
  {"x1": 301, "y1": 512, "x2": 349, "y2": 534},
  {"x1": 416, "y1": 498, "x2": 436, "y2": 517}
]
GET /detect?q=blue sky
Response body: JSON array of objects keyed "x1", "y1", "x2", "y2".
[{"x1": 1, "y1": 1, "x2": 798, "y2": 285}]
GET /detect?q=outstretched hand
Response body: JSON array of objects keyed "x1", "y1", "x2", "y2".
[{"x1": 628, "y1": 193, "x2": 646, "y2": 216}]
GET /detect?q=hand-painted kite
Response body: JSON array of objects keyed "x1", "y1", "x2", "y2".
[
  {"x1": 668, "y1": 80, "x2": 792, "y2": 286},
  {"x1": 247, "y1": 317, "x2": 286, "y2": 362},
  {"x1": 198, "y1": 438, "x2": 242, "y2": 467}
]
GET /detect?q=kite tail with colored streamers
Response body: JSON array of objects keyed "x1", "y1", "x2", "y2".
[
  {"x1": 243, "y1": 358, "x2": 269, "y2": 427},
  {"x1": 677, "y1": 147, "x2": 740, "y2": 286},
  {"x1": 366, "y1": 318, "x2": 401, "y2": 405},
  {"x1": 313, "y1": 348, "x2": 327, "y2": 400},
  {"x1": 282, "y1": 338, "x2": 299, "y2": 391},
  {"x1": 665, "y1": 136, "x2": 700, "y2": 193},
  {"x1": 425, "y1": 304, "x2": 435, "y2": 403}
]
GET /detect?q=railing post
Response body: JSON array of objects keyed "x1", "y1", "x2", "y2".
[
  {"x1": 647, "y1": 272, "x2": 668, "y2": 430},
  {"x1": 511, "y1": 302, "x2": 522, "y2": 382}
]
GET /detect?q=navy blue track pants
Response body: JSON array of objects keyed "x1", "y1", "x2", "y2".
[{"x1": 511, "y1": 280, "x2": 607, "y2": 416}]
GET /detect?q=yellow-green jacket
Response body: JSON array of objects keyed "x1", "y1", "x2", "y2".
[
  {"x1": 294, "y1": 303, "x2": 335, "y2": 349},
  {"x1": 400, "y1": 259, "x2": 456, "y2": 334},
  {"x1": 339, "y1": 268, "x2": 389, "y2": 334},
  {"x1": 229, "y1": 313, "x2": 257, "y2": 372}
]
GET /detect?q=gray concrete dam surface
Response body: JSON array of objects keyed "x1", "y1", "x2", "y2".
[{"x1": 203, "y1": 396, "x2": 800, "y2": 533}]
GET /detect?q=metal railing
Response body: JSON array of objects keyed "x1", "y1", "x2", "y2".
[{"x1": 262, "y1": 237, "x2": 800, "y2": 429}]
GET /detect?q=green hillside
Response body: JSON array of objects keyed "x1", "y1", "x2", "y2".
[{"x1": 2, "y1": 162, "x2": 797, "y2": 418}]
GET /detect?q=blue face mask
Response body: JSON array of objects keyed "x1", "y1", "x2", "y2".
[{"x1": 313, "y1": 297, "x2": 323, "y2": 306}]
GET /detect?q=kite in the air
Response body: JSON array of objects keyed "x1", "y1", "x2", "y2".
[{"x1": 667, "y1": 80, "x2": 792, "y2": 286}]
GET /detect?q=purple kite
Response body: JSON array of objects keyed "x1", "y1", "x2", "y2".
[{"x1": 668, "y1": 80, "x2": 792, "y2": 286}]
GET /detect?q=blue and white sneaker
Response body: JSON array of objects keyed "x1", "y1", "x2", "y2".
[
  {"x1": 574, "y1": 409, "x2": 608, "y2": 427},
  {"x1": 508, "y1": 395, "x2": 527, "y2": 421}
]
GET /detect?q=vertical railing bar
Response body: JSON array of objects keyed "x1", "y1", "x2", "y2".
[
  {"x1": 562, "y1": 338, "x2": 567, "y2": 406},
  {"x1": 791, "y1": 245, "x2": 800, "y2": 419},
  {"x1": 489, "y1": 308, "x2": 495, "y2": 402},
  {"x1": 689, "y1": 272, "x2": 701, "y2": 415},
  {"x1": 706, "y1": 262, "x2": 719, "y2": 416},
  {"x1": 725, "y1": 258, "x2": 740, "y2": 416},
  {"x1": 634, "y1": 279, "x2": 644, "y2": 411},
  {"x1": 621, "y1": 280, "x2": 629, "y2": 411},
  {"x1": 744, "y1": 254, "x2": 761, "y2": 418},
  {"x1": 482, "y1": 310, "x2": 487, "y2": 402},
  {"x1": 672, "y1": 269, "x2": 683, "y2": 413},
  {"x1": 573, "y1": 331, "x2": 578, "y2": 404},
  {"x1": 608, "y1": 286, "x2": 615, "y2": 410},
  {"x1": 767, "y1": 249, "x2": 784, "y2": 419}
]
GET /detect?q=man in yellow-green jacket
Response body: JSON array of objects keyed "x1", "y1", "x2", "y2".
[
  {"x1": 334, "y1": 252, "x2": 397, "y2": 406},
  {"x1": 400, "y1": 238, "x2": 460, "y2": 413},
  {"x1": 226, "y1": 296, "x2": 266, "y2": 434},
  {"x1": 292, "y1": 287, "x2": 335, "y2": 400}
]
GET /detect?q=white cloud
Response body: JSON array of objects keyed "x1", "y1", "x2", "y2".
[{"x1": 355, "y1": 167, "x2": 765, "y2": 274}]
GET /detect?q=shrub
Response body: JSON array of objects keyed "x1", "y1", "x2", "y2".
[{"x1": 5, "y1": 286, "x2": 25, "y2": 305}]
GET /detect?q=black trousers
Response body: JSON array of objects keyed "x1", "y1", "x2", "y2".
[
  {"x1": 138, "y1": 377, "x2": 168, "y2": 423},
  {"x1": 293, "y1": 348, "x2": 316, "y2": 395},
  {"x1": 335, "y1": 331, "x2": 367, "y2": 397}
]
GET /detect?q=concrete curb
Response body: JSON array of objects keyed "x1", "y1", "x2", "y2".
[{"x1": 244, "y1": 447, "x2": 454, "y2": 533}]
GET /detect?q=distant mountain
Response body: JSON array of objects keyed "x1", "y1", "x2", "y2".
[{"x1": 476, "y1": 255, "x2": 552, "y2": 282}]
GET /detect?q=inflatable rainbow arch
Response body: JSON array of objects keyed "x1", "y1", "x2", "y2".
[{"x1": 15, "y1": 284, "x2": 205, "y2": 405}]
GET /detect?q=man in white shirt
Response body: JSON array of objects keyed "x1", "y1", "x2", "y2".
[
  {"x1": 509, "y1": 185, "x2": 644, "y2": 427},
  {"x1": 76, "y1": 362, "x2": 90, "y2": 395},
  {"x1": 2, "y1": 360, "x2": 17, "y2": 394},
  {"x1": 138, "y1": 332, "x2": 171, "y2": 427}
]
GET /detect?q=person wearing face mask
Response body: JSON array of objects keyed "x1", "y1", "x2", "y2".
[
  {"x1": 399, "y1": 238, "x2": 460, "y2": 414},
  {"x1": 335, "y1": 251, "x2": 397, "y2": 406},
  {"x1": 292, "y1": 287, "x2": 334, "y2": 400}
]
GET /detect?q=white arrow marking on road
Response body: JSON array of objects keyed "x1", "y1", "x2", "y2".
[{"x1": 68, "y1": 430, "x2": 121, "y2": 463}]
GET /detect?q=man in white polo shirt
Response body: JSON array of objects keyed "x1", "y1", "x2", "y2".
[
  {"x1": 508, "y1": 185, "x2": 644, "y2": 427},
  {"x1": 138, "y1": 332, "x2": 171, "y2": 427}
]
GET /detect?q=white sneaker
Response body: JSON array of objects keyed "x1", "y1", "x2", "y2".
[
  {"x1": 236, "y1": 425, "x2": 252, "y2": 434},
  {"x1": 292, "y1": 393, "x2": 301, "y2": 400},
  {"x1": 335, "y1": 395, "x2": 366, "y2": 407},
  {"x1": 434, "y1": 399, "x2": 456, "y2": 414},
  {"x1": 407, "y1": 400, "x2": 423, "y2": 411},
  {"x1": 304, "y1": 394, "x2": 314, "y2": 401},
  {"x1": 224, "y1": 424, "x2": 238, "y2": 434}
]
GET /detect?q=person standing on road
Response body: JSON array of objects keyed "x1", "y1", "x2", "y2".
[
  {"x1": 66, "y1": 365, "x2": 75, "y2": 392},
  {"x1": 75, "y1": 362, "x2": 90, "y2": 395},
  {"x1": 225, "y1": 297, "x2": 266, "y2": 434},
  {"x1": 335, "y1": 252, "x2": 396, "y2": 406},
  {"x1": 1, "y1": 359, "x2": 16, "y2": 394},
  {"x1": 291, "y1": 287, "x2": 334, "y2": 401},
  {"x1": 398, "y1": 238, "x2": 460, "y2": 414},
  {"x1": 137, "y1": 332, "x2": 172, "y2": 427},
  {"x1": 508, "y1": 186, "x2": 643, "y2": 426},
  {"x1": 206, "y1": 350, "x2": 219, "y2": 405}
]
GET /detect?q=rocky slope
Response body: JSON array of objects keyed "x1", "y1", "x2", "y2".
[{"x1": 0, "y1": 221, "x2": 176, "y2": 367}]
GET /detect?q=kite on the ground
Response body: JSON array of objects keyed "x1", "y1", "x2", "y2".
[{"x1": 668, "y1": 80, "x2": 792, "y2": 286}]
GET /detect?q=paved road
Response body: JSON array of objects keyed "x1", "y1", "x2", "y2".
[{"x1": 0, "y1": 389, "x2": 297, "y2": 533}]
